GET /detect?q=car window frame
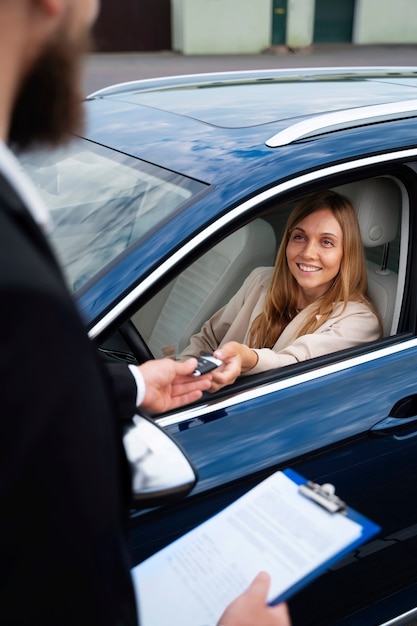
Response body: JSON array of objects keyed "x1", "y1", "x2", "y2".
[{"x1": 94, "y1": 152, "x2": 417, "y2": 425}]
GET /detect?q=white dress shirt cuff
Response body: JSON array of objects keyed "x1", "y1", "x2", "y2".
[{"x1": 128, "y1": 365, "x2": 146, "y2": 408}]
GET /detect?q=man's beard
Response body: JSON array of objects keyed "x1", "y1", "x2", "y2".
[{"x1": 9, "y1": 27, "x2": 92, "y2": 150}]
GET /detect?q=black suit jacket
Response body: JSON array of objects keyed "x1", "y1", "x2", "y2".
[{"x1": 0, "y1": 173, "x2": 138, "y2": 625}]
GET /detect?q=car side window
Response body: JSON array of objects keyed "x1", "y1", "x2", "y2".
[
  {"x1": 128, "y1": 174, "x2": 408, "y2": 372},
  {"x1": 131, "y1": 218, "x2": 277, "y2": 358}
]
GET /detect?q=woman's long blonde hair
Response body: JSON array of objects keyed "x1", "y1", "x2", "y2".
[{"x1": 249, "y1": 190, "x2": 381, "y2": 348}]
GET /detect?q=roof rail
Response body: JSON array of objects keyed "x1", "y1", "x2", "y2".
[{"x1": 265, "y1": 98, "x2": 417, "y2": 148}]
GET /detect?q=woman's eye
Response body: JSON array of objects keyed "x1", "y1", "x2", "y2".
[{"x1": 322, "y1": 239, "x2": 334, "y2": 247}]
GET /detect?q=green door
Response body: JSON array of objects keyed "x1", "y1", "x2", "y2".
[
  {"x1": 272, "y1": 0, "x2": 287, "y2": 45},
  {"x1": 313, "y1": 0, "x2": 355, "y2": 43}
]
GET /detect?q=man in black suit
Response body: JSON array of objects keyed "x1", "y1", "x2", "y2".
[{"x1": 0, "y1": 1, "x2": 290, "y2": 625}]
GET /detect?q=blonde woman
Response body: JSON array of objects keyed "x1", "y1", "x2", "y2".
[{"x1": 180, "y1": 191, "x2": 382, "y2": 392}]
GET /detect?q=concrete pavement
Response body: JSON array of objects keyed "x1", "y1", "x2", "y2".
[{"x1": 83, "y1": 44, "x2": 417, "y2": 95}]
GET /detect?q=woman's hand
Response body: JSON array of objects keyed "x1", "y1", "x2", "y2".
[
  {"x1": 208, "y1": 341, "x2": 258, "y2": 392},
  {"x1": 217, "y1": 572, "x2": 291, "y2": 626}
]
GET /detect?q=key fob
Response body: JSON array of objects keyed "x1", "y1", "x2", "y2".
[{"x1": 193, "y1": 354, "x2": 223, "y2": 376}]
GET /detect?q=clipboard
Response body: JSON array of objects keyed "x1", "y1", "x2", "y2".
[
  {"x1": 276, "y1": 468, "x2": 380, "y2": 602},
  {"x1": 131, "y1": 468, "x2": 380, "y2": 626}
]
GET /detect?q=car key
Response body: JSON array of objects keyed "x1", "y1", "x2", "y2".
[{"x1": 192, "y1": 354, "x2": 223, "y2": 376}]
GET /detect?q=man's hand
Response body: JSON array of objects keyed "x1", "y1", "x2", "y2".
[
  {"x1": 138, "y1": 357, "x2": 211, "y2": 413},
  {"x1": 217, "y1": 572, "x2": 291, "y2": 626}
]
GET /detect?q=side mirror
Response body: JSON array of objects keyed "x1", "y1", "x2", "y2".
[{"x1": 123, "y1": 414, "x2": 198, "y2": 508}]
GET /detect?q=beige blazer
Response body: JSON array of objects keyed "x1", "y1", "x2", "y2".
[{"x1": 180, "y1": 267, "x2": 381, "y2": 375}]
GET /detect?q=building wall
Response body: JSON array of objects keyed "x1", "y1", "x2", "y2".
[
  {"x1": 171, "y1": 0, "x2": 184, "y2": 52},
  {"x1": 95, "y1": 0, "x2": 417, "y2": 53},
  {"x1": 171, "y1": 0, "x2": 272, "y2": 54},
  {"x1": 354, "y1": 0, "x2": 417, "y2": 43},
  {"x1": 286, "y1": 0, "x2": 315, "y2": 48}
]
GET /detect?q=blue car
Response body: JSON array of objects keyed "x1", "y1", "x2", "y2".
[{"x1": 21, "y1": 67, "x2": 417, "y2": 625}]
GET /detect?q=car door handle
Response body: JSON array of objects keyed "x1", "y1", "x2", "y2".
[
  {"x1": 371, "y1": 414, "x2": 417, "y2": 436},
  {"x1": 371, "y1": 395, "x2": 417, "y2": 436}
]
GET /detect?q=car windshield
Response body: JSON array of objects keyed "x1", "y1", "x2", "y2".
[{"x1": 19, "y1": 139, "x2": 206, "y2": 292}]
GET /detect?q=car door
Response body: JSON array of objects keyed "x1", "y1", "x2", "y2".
[
  {"x1": 288, "y1": 424, "x2": 417, "y2": 625},
  {"x1": 123, "y1": 166, "x2": 414, "y2": 484}
]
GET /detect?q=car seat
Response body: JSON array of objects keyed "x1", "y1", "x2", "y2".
[
  {"x1": 133, "y1": 219, "x2": 276, "y2": 357},
  {"x1": 334, "y1": 177, "x2": 401, "y2": 336}
]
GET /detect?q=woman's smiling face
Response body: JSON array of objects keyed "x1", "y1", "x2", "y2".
[{"x1": 286, "y1": 208, "x2": 343, "y2": 305}]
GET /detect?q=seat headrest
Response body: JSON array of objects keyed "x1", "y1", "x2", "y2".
[{"x1": 335, "y1": 177, "x2": 401, "y2": 248}]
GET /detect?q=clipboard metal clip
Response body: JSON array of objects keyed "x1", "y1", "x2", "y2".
[{"x1": 299, "y1": 481, "x2": 347, "y2": 514}]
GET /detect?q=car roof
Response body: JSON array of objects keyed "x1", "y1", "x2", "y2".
[
  {"x1": 87, "y1": 66, "x2": 417, "y2": 128},
  {"x1": 83, "y1": 67, "x2": 417, "y2": 184}
]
